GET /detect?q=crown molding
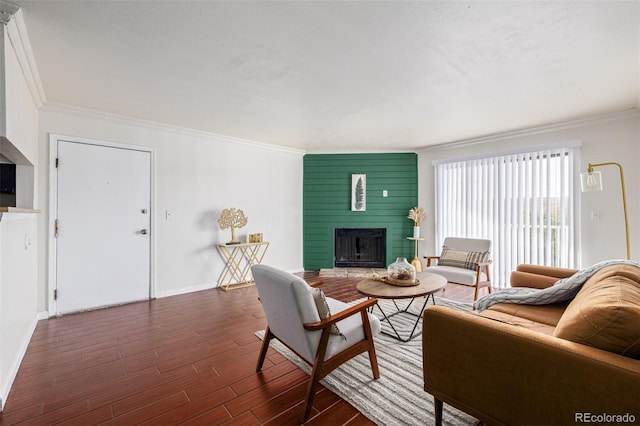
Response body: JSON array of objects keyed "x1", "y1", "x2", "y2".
[
  {"x1": 422, "y1": 108, "x2": 640, "y2": 152},
  {"x1": 40, "y1": 102, "x2": 307, "y2": 156},
  {"x1": 5, "y1": 10, "x2": 45, "y2": 107},
  {"x1": 0, "y1": 1, "x2": 18, "y2": 25}
]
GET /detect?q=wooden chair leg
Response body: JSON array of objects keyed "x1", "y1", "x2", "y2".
[
  {"x1": 302, "y1": 365, "x2": 322, "y2": 422},
  {"x1": 434, "y1": 397, "x2": 444, "y2": 426},
  {"x1": 367, "y1": 343, "x2": 380, "y2": 379},
  {"x1": 473, "y1": 264, "x2": 492, "y2": 301},
  {"x1": 361, "y1": 311, "x2": 380, "y2": 379},
  {"x1": 256, "y1": 326, "x2": 273, "y2": 372},
  {"x1": 473, "y1": 265, "x2": 482, "y2": 301},
  {"x1": 302, "y1": 328, "x2": 331, "y2": 422}
]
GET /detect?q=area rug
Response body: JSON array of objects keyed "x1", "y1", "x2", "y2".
[{"x1": 256, "y1": 297, "x2": 478, "y2": 426}]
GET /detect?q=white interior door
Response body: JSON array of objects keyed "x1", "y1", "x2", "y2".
[{"x1": 55, "y1": 140, "x2": 151, "y2": 314}]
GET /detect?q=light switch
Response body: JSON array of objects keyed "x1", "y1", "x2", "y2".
[
  {"x1": 166, "y1": 210, "x2": 174, "y2": 220},
  {"x1": 383, "y1": 190, "x2": 388, "y2": 197}
]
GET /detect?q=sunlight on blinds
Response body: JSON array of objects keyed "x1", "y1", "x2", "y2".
[{"x1": 435, "y1": 147, "x2": 577, "y2": 288}]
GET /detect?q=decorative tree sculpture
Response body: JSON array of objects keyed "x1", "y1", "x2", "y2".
[{"x1": 217, "y1": 207, "x2": 248, "y2": 244}]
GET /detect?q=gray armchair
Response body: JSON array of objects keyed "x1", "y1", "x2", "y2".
[
  {"x1": 424, "y1": 237, "x2": 492, "y2": 301},
  {"x1": 252, "y1": 264, "x2": 381, "y2": 422}
]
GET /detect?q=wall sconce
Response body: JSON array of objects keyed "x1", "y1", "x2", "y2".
[{"x1": 580, "y1": 162, "x2": 630, "y2": 260}]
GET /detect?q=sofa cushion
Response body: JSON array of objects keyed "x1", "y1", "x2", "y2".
[
  {"x1": 553, "y1": 264, "x2": 640, "y2": 359},
  {"x1": 488, "y1": 302, "x2": 568, "y2": 327},
  {"x1": 479, "y1": 309, "x2": 557, "y2": 335},
  {"x1": 438, "y1": 246, "x2": 490, "y2": 271},
  {"x1": 425, "y1": 265, "x2": 487, "y2": 286}
]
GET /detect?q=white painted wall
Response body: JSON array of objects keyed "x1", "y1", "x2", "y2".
[
  {"x1": 0, "y1": 217, "x2": 38, "y2": 406},
  {"x1": 417, "y1": 111, "x2": 640, "y2": 280},
  {"x1": 0, "y1": 16, "x2": 40, "y2": 408},
  {"x1": 36, "y1": 104, "x2": 304, "y2": 312}
]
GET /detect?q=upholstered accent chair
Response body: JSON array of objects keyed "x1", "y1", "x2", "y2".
[
  {"x1": 424, "y1": 237, "x2": 492, "y2": 301},
  {"x1": 252, "y1": 264, "x2": 381, "y2": 422}
]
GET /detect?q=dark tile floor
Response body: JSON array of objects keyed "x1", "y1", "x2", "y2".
[{"x1": 0, "y1": 272, "x2": 479, "y2": 425}]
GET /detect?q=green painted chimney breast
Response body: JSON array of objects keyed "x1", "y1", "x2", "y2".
[{"x1": 303, "y1": 153, "x2": 418, "y2": 270}]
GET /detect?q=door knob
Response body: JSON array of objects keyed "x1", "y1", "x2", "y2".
[{"x1": 140, "y1": 229, "x2": 148, "y2": 235}]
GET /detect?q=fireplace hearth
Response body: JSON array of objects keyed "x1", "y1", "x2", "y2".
[{"x1": 334, "y1": 228, "x2": 386, "y2": 268}]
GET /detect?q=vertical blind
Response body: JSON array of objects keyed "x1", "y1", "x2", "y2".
[{"x1": 434, "y1": 147, "x2": 578, "y2": 288}]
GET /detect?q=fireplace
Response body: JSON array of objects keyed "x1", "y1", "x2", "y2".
[{"x1": 334, "y1": 228, "x2": 386, "y2": 268}]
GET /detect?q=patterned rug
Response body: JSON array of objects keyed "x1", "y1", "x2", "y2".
[{"x1": 256, "y1": 297, "x2": 478, "y2": 426}]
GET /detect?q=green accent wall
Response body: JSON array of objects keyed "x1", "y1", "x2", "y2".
[{"x1": 303, "y1": 153, "x2": 418, "y2": 270}]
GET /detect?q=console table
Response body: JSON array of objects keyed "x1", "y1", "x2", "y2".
[{"x1": 217, "y1": 241, "x2": 269, "y2": 291}]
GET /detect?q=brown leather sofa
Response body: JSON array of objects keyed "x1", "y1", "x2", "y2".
[{"x1": 422, "y1": 263, "x2": 640, "y2": 426}]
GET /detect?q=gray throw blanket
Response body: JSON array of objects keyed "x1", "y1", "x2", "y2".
[{"x1": 474, "y1": 259, "x2": 640, "y2": 312}]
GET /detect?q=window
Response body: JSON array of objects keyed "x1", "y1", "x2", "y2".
[{"x1": 434, "y1": 146, "x2": 578, "y2": 288}]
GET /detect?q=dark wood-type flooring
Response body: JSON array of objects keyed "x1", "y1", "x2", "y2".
[{"x1": 0, "y1": 273, "x2": 483, "y2": 425}]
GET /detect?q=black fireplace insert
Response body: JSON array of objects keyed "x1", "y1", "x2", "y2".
[{"x1": 334, "y1": 228, "x2": 386, "y2": 268}]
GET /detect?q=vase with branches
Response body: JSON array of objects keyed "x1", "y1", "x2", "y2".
[{"x1": 408, "y1": 206, "x2": 425, "y2": 238}]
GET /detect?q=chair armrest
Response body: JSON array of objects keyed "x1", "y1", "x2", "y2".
[
  {"x1": 474, "y1": 260, "x2": 492, "y2": 276},
  {"x1": 303, "y1": 298, "x2": 378, "y2": 331},
  {"x1": 422, "y1": 306, "x2": 640, "y2": 425},
  {"x1": 424, "y1": 256, "x2": 440, "y2": 267},
  {"x1": 307, "y1": 280, "x2": 323, "y2": 288}
]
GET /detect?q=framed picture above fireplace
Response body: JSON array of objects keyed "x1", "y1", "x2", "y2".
[{"x1": 351, "y1": 174, "x2": 366, "y2": 211}]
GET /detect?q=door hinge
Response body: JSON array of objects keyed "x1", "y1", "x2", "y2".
[
  {"x1": 55, "y1": 219, "x2": 59, "y2": 237},
  {"x1": 54, "y1": 289, "x2": 57, "y2": 300},
  {"x1": 55, "y1": 158, "x2": 59, "y2": 168}
]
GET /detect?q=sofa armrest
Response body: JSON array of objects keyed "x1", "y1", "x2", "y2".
[
  {"x1": 515, "y1": 264, "x2": 578, "y2": 278},
  {"x1": 422, "y1": 306, "x2": 640, "y2": 426},
  {"x1": 510, "y1": 264, "x2": 578, "y2": 289}
]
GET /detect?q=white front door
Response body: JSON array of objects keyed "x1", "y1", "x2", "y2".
[{"x1": 54, "y1": 139, "x2": 152, "y2": 315}]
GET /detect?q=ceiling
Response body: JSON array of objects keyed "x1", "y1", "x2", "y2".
[{"x1": 11, "y1": 1, "x2": 640, "y2": 152}]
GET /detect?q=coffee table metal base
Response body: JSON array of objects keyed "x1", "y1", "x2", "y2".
[{"x1": 369, "y1": 293, "x2": 436, "y2": 342}]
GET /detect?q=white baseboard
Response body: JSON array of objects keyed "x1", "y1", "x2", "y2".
[
  {"x1": 156, "y1": 281, "x2": 218, "y2": 299},
  {"x1": 1, "y1": 316, "x2": 38, "y2": 410}
]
